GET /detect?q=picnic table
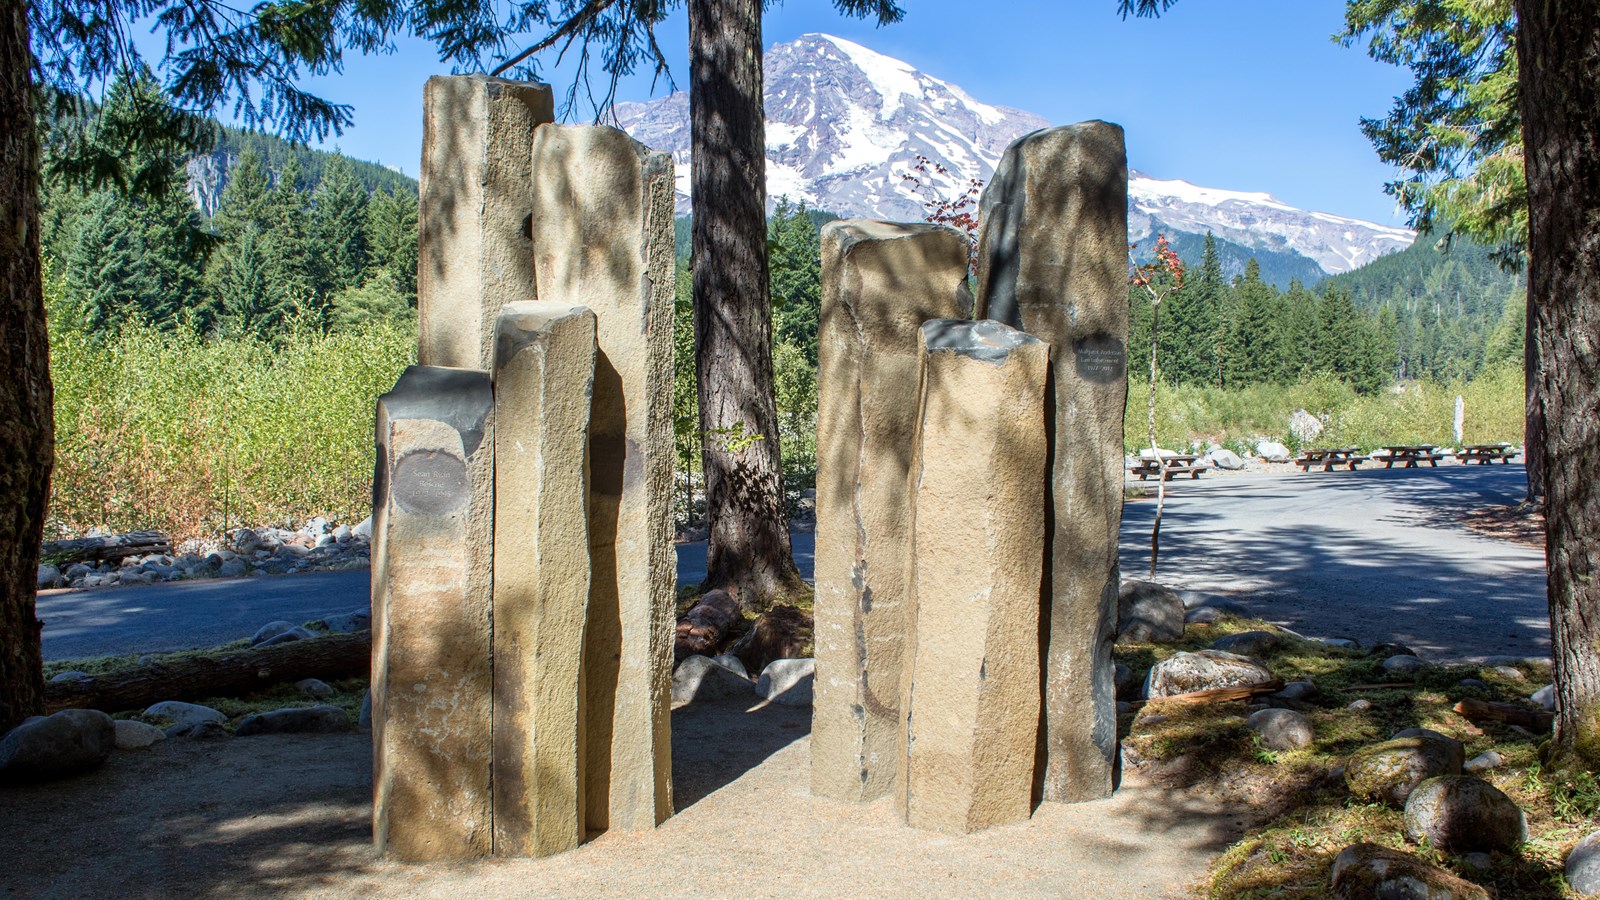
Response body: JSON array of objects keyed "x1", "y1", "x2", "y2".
[
  {"x1": 1380, "y1": 444, "x2": 1445, "y2": 468},
  {"x1": 1458, "y1": 443, "x2": 1517, "y2": 465},
  {"x1": 1129, "y1": 454, "x2": 1207, "y2": 481},
  {"x1": 1295, "y1": 447, "x2": 1369, "y2": 472}
]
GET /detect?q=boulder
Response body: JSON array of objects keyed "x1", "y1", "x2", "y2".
[
  {"x1": 1248, "y1": 709, "x2": 1314, "y2": 750},
  {"x1": 144, "y1": 701, "x2": 226, "y2": 726},
  {"x1": 1493, "y1": 665, "x2": 1526, "y2": 681},
  {"x1": 711, "y1": 654, "x2": 749, "y2": 679},
  {"x1": 233, "y1": 528, "x2": 263, "y2": 555},
  {"x1": 1463, "y1": 751, "x2": 1504, "y2": 774},
  {"x1": 1321, "y1": 638, "x2": 1360, "y2": 651},
  {"x1": 1146, "y1": 651, "x2": 1276, "y2": 699},
  {"x1": 1211, "y1": 630, "x2": 1280, "y2": 657},
  {"x1": 1256, "y1": 440, "x2": 1291, "y2": 463},
  {"x1": 1404, "y1": 776, "x2": 1527, "y2": 853},
  {"x1": 317, "y1": 610, "x2": 371, "y2": 634},
  {"x1": 255, "y1": 626, "x2": 318, "y2": 648},
  {"x1": 1117, "y1": 581, "x2": 1186, "y2": 643},
  {"x1": 671, "y1": 655, "x2": 753, "y2": 706},
  {"x1": 1345, "y1": 730, "x2": 1465, "y2": 805},
  {"x1": 1383, "y1": 654, "x2": 1426, "y2": 675},
  {"x1": 166, "y1": 721, "x2": 230, "y2": 740},
  {"x1": 113, "y1": 720, "x2": 167, "y2": 750},
  {"x1": 1289, "y1": 409, "x2": 1323, "y2": 443},
  {"x1": 1114, "y1": 662, "x2": 1139, "y2": 700},
  {"x1": 49, "y1": 671, "x2": 89, "y2": 683},
  {"x1": 1272, "y1": 680, "x2": 1318, "y2": 701},
  {"x1": 1457, "y1": 678, "x2": 1489, "y2": 691},
  {"x1": 236, "y1": 705, "x2": 352, "y2": 737},
  {"x1": 1185, "y1": 601, "x2": 1251, "y2": 624},
  {"x1": 1532, "y1": 684, "x2": 1556, "y2": 711},
  {"x1": 352, "y1": 517, "x2": 372, "y2": 540},
  {"x1": 1369, "y1": 642, "x2": 1417, "y2": 658},
  {"x1": 218, "y1": 558, "x2": 249, "y2": 578},
  {"x1": 0, "y1": 710, "x2": 116, "y2": 782},
  {"x1": 756, "y1": 658, "x2": 815, "y2": 707},
  {"x1": 296, "y1": 678, "x2": 335, "y2": 698},
  {"x1": 1206, "y1": 448, "x2": 1246, "y2": 470},
  {"x1": 250, "y1": 621, "x2": 295, "y2": 646},
  {"x1": 1565, "y1": 830, "x2": 1600, "y2": 897},
  {"x1": 1330, "y1": 843, "x2": 1489, "y2": 900},
  {"x1": 37, "y1": 564, "x2": 63, "y2": 590}
]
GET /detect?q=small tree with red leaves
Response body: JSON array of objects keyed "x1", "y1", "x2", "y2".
[
  {"x1": 900, "y1": 155, "x2": 983, "y2": 273},
  {"x1": 1131, "y1": 234, "x2": 1186, "y2": 576}
]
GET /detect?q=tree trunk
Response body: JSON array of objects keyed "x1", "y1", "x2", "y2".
[
  {"x1": 1517, "y1": 0, "x2": 1600, "y2": 768},
  {"x1": 41, "y1": 531, "x2": 171, "y2": 566},
  {"x1": 1525, "y1": 293, "x2": 1544, "y2": 503},
  {"x1": 687, "y1": 0, "x2": 805, "y2": 610},
  {"x1": 0, "y1": 0, "x2": 50, "y2": 735},
  {"x1": 673, "y1": 588, "x2": 741, "y2": 662},
  {"x1": 44, "y1": 632, "x2": 371, "y2": 714}
]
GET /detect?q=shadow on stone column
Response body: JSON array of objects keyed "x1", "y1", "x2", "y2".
[
  {"x1": 529, "y1": 124, "x2": 676, "y2": 832},
  {"x1": 371, "y1": 366, "x2": 495, "y2": 861},
  {"x1": 898, "y1": 319, "x2": 1048, "y2": 834},
  {"x1": 976, "y1": 121, "x2": 1130, "y2": 804},
  {"x1": 812, "y1": 221, "x2": 971, "y2": 803}
]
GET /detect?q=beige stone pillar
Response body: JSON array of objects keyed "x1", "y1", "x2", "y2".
[
  {"x1": 528, "y1": 124, "x2": 676, "y2": 832},
  {"x1": 975, "y1": 121, "x2": 1129, "y2": 803},
  {"x1": 898, "y1": 319, "x2": 1048, "y2": 834},
  {"x1": 418, "y1": 75, "x2": 554, "y2": 370},
  {"x1": 812, "y1": 220, "x2": 971, "y2": 803},
  {"x1": 491, "y1": 302, "x2": 597, "y2": 857},
  {"x1": 371, "y1": 365, "x2": 495, "y2": 861}
]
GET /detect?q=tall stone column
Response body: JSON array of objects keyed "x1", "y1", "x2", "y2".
[
  {"x1": 491, "y1": 302, "x2": 597, "y2": 857},
  {"x1": 812, "y1": 221, "x2": 971, "y2": 803},
  {"x1": 529, "y1": 125, "x2": 676, "y2": 832},
  {"x1": 899, "y1": 319, "x2": 1047, "y2": 834},
  {"x1": 418, "y1": 74, "x2": 554, "y2": 370},
  {"x1": 975, "y1": 121, "x2": 1129, "y2": 803},
  {"x1": 371, "y1": 366, "x2": 495, "y2": 861}
]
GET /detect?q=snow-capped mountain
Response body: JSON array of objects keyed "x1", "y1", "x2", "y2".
[{"x1": 614, "y1": 33, "x2": 1413, "y2": 275}]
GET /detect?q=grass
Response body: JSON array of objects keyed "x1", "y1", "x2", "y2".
[{"x1": 1115, "y1": 618, "x2": 1597, "y2": 898}]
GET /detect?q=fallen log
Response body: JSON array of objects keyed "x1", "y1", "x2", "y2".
[
  {"x1": 1139, "y1": 680, "x2": 1285, "y2": 706},
  {"x1": 41, "y1": 530, "x2": 172, "y2": 566},
  {"x1": 45, "y1": 632, "x2": 371, "y2": 714},
  {"x1": 1454, "y1": 698, "x2": 1554, "y2": 733},
  {"x1": 674, "y1": 589, "x2": 742, "y2": 662},
  {"x1": 1345, "y1": 683, "x2": 1416, "y2": 691},
  {"x1": 731, "y1": 603, "x2": 813, "y2": 676}
]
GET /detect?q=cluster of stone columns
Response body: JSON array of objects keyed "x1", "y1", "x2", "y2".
[
  {"x1": 372, "y1": 75, "x2": 675, "y2": 862},
  {"x1": 813, "y1": 121, "x2": 1129, "y2": 834}
]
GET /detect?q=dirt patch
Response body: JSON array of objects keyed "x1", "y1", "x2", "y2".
[{"x1": 1459, "y1": 504, "x2": 1545, "y2": 549}]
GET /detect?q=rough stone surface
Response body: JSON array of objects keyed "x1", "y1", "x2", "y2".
[
  {"x1": 1383, "y1": 654, "x2": 1426, "y2": 674},
  {"x1": 318, "y1": 610, "x2": 371, "y2": 634},
  {"x1": 165, "y1": 720, "x2": 229, "y2": 741},
  {"x1": 1212, "y1": 630, "x2": 1281, "y2": 657},
  {"x1": 976, "y1": 121, "x2": 1128, "y2": 803},
  {"x1": 1146, "y1": 651, "x2": 1276, "y2": 699},
  {"x1": 813, "y1": 219, "x2": 969, "y2": 804},
  {"x1": 1403, "y1": 776, "x2": 1527, "y2": 853},
  {"x1": 0, "y1": 710, "x2": 115, "y2": 782},
  {"x1": 296, "y1": 678, "x2": 335, "y2": 698},
  {"x1": 756, "y1": 658, "x2": 815, "y2": 706},
  {"x1": 112, "y1": 720, "x2": 166, "y2": 750},
  {"x1": 671, "y1": 656, "x2": 754, "y2": 706},
  {"x1": 49, "y1": 671, "x2": 88, "y2": 683},
  {"x1": 1463, "y1": 750, "x2": 1504, "y2": 774},
  {"x1": 1330, "y1": 843, "x2": 1489, "y2": 900},
  {"x1": 236, "y1": 706, "x2": 352, "y2": 737},
  {"x1": 898, "y1": 319, "x2": 1047, "y2": 834},
  {"x1": 250, "y1": 621, "x2": 296, "y2": 646},
  {"x1": 1532, "y1": 684, "x2": 1556, "y2": 711},
  {"x1": 1114, "y1": 662, "x2": 1139, "y2": 700},
  {"x1": 358, "y1": 691, "x2": 372, "y2": 732},
  {"x1": 144, "y1": 701, "x2": 226, "y2": 726},
  {"x1": 1247, "y1": 709, "x2": 1314, "y2": 750},
  {"x1": 1116, "y1": 581, "x2": 1186, "y2": 643},
  {"x1": 1256, "y1": 441, "x2": 1291, "y2": 463},
  {"x1": 255, "y1": 626, "x2": 317, "y2": 648},
  {"x1": 417, "y1": 74, "x2": 553, "y2": 369},
  {"x1": 1271, "y1": 680, "x2": 1319, "y2": 701},
  {"x1": 711, "y1": 654, "x2": 748, "y2": 679},
  {"x1": 1345, "y1": 731, "x2": 1465, "y2": 805},
  {"x1": 371, "y1": 365, "x2": 495, "y2": 861},
  {"x1": 529, "y1": 124, "x2": 676, "y2": 834},
  {"x1": 1565, "y1": 830, "x2": 1600, "y2": 896},
  {"x1": 491, "y1": 301, "x2": 596, "y2": 859}
]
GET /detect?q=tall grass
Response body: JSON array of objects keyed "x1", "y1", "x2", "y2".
[{"x1": 48, "y1": 319, "x2": 415, "y2": 542}]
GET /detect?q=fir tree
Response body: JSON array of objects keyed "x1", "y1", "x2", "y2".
[
  {"x1": 311, "y1": 155, "x2": 370, "y2": 304},
  {"x1": 768, "y1": 197, "x2": 822, "y2": 363}
]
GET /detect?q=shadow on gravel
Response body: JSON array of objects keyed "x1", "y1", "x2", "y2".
[{"x1": 670, "y1": 695, "x2": 812, "y2": 812}]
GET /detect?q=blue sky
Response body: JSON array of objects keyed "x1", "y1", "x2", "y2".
[{"x1": 293, "y1": 0, "x2": 1415, "y2": 226}]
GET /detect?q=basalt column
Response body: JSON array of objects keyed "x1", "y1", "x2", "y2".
[
  {"x1": 528, "y1": 125, "x2": 676, "y2": 831},
  {"x1": 417, "y1": 74, "x2": 554, "y2": 369},
  {"x1": 812, "y1": 221, "x2": 971, "y2": 803},
  {"x1": 371, "y1": 366, "x2": 495, "y2": 861},
  {"x1": 491, "y1": 302, "x2": 597, "y2": 857},
  {"x1": 976, "y1": 122, "x2": 1130, "y2": 803},
  {"x1": 899, "y1": 319, "x2": 1047, "y2": 834}
]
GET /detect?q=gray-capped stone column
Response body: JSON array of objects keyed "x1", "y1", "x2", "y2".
[
  {"x1": 371, "y1": 365, "x2": 495, "y2": 861},
  {"x1": 812, "y1": 220, "x2": 971, "y2": 803},
  {"x1": 975, "y1": 121, "x2": 1130, "y2": 803},
  {"x1": 418, "y1": 74, "x2": 554, "y2": 369},
  {"x1": 898, "y1": 319, "x2": 1048, "y2": 834},
  {"x1": 491, "y1": 302, "x2": 597, "y2": 858},
  {"x1": 528, "y1": 124, "x2": 676, "y2": 832}
]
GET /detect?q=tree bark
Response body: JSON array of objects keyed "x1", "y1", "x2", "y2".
[
  {"x1": 40, "y1": 531, "x2": 171, "y2": 566},
  {"x1": 687, "y1": 0, "x2": 805, "y2": 610},
  {"x1": 1525, "y1": 294, "x2": 1544, "y2": 502},
  {"x1": 673, "y1": 588, "x2": 741, "y2": 662},
  {"x1": 0, "y1": 0, "x2": 50, "y2": 735},
  {"x1": 44, "y1": 632, "x2": 371, "y2": 714},
  {"x1": 1516, "y1": 0, "x2": 1600, "y2": 768}
]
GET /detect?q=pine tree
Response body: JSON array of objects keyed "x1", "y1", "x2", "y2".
[
  {"x1": 213, "y1": 225, "x2": 280, "y2": 337},
  {"x1": 311, "y1": 154, "x2": 370, "y2": 306},
  {"x1": 365, "y1": 185, "x2": 419, "y2": 301},
  {"x1": 213, "y1": 147, "x2": 270, "y2": 238},
  {"x1": 63, "y1": 190, "x2": 161, "y2": 335},
  {"x1": 768, "y1": 197, "x2": 822, "y2": 362},
  {"x1": 1230, "y1": 260, "x2": 1286, "y2": 386}
]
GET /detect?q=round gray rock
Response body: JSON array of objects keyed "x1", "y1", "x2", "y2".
[
  {"x1": 1146, "y1": 650, "x2": 1276, "y2": 699},
  {"x1": 1463, "y1": 750, "x2": 1504, "y2": 775},
  {"x1": 113, "y1": 719, "x2": 167, "y2": 750},
  {"x1": 1116, "y1": 580, "x2": 1186, "y2": 643},
  {"x1": 1330, "y1": 843, "x2": 1489, "y2": 900},
  {"x1": 235, "y1": 705, "x2": 352, "y2": 737},
  {"x1": 0, "y1": 709, "x2": 116, "y2": 782},
  {"x1": 1345, "y1": 729, "x2": 1464, "y2": 805},
  {"x1": 1212, "y1": 630, "x2": 1280, "y2": 657},
  {"x1": 1565, "y1": 830, "x2": 1600, "y2": 896},
  {"x1": 249, "y1": 620, "x2": 296, "y2": 646},
  {"x1": 1248, "y1": 708, "x2": 1314, "y2": 750},
  {"x1": 254, "y1": 626, "x2": 318, "y2": 648},
  {"x1": 1382, "y1": 654, "x2": 1426, "y2": 674},
  {"x1": 1532, "y1": 684, "x2": 1556, "y2": 711},
  {"x1": 756, "y1": 658, "x2": 815, "y2": 706},
  {"x1": 671, "y1": 655, "x2": 752, "y2": 706},
  {"x1": 1404, "y1": 775, "x2": 1527, "y2": 853},
  {"x1": 218, "y1": 558, "x2": 249, "y2": 578},
  {"x1": 49, "y1": 671, "x2": 90, "y2": 683},
  {"x1": 144, "y1": 701, "x2": 226, "y2": 726},
  {"x1": 296, "y1": 678, "x2": 335, "y2": 698},
  {"x1": 37, "y1": 564, "x2": 63, "y2": 590}
]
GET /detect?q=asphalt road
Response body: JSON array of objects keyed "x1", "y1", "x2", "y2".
[{"x1": 38, "y1": 465, "x2": 1544, "y2": 662}]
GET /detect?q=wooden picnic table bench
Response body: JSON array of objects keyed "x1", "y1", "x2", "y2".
[
  {"x1": 1295, "y1": 447, "x2": 1370, "y2": 472},
  {"x1": 1380, "y1": 444, "x2": 1444, "y2": 468},
  {"x1": 1458, "y1": 443, "x2": 1517, "y2": 465},
  {"x1": 1129, "y1": 454, "x2": 1207, "y2": 481}
]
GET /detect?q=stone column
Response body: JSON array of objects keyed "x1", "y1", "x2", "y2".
[
  {"x1": 975, "y1": 121, "x2": 1129, "y2": 803},
  {"x1": 812, "y1": 220, "x2": 971, "y2": 803},
  {"x1": 418, "y1": 74, "x2": 554, "y2": 370},
  {"x1": 528, "y1": 125, "x2": 676, "y2": 832},
  {"x1": 371, "y1": 365, "x2": 495, "y2": 861},
  {"x1": 491, "y1": 302, "x2": 597, "y2": 857},
  {"x1": 899, "y1": 319, "x2": 1048, "y2": 834}
]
